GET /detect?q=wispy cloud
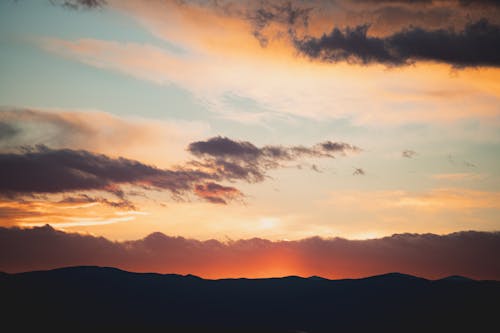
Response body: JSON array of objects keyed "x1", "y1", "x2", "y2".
[
  {"x1": 40, "y1": 35, "x2": 500, "y2": 126},
  {"x1": 188, "y1": 136, "x2": 361, "y2": 182},
  {"x1": 402, "y1": 150, "x2": 417, "y2": 158},
  {"x1": 0, "y1": 198, "x2": 142, "y2": 228},
  {"x1": 432, "y1": 173, "x2": 486, "y2": 181},
  {"x1": 353, "y1": 168, "x2": 365, "y2": 176},
  {"x1": 326, "y1": 188, "x2": 500, "y2": 211},
  {"x1": 0, "y1": 107, "x2": 208, "y2": 166}
]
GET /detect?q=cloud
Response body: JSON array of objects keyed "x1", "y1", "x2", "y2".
[
  {"x1": 244, "y1": 1, "x2": 313, "y2": 47},
  {"x1": 326, "y1": 188, "x2": 500, "y2": 212},
  {"x1": 0, "y1": 198, "x2": 143, "y2": 228},
  {"x1": 188, "y1": 136, "x2": 361, "y2": 182},
  {"x1": 0, "y1": 145, "x2": 214, "y2": 199},
  {"x1": 59, "y1": 194, "x2": 136, "y2": 210},
  {"x1": 351, "y1": 0, "x2": 492, "y2": 4},
  {"x1": 44, "y1": 0, "x2": 500, "y2": 69},
  {"x1": 40, "y1": 33, "x2": 500, "y2": 126},
  {"x1": 194, "y1": 182, "x2": 243, "y2": 205},
  {"x1": 0, "y1": 134, "x2": 360, "y2": 209},
  {"x1": 431, "y1": 173, "x2": 485, "y2": 181},
  {"x1": 294, "y1": 19, "x2": 500, "y2": 67},
  {"x1": 49, "y1": 0, "x2": 106, "y2": 10},
  {"x1": 402, "y1": 150, "x2": 417, "y2": 158},
  {"x1": 0, "y1": 122, "x2": 19, "y2": 141},
  {"x1": 0, "y1": 107, "x2": 208, "y2": 166},
  {"x1": 353, "y1": 168, "x2": 365, "y2": 175},
  {"x1": 311, "y1": 164, "x2": 321, "y2": 173},
  {"x1": 1, "y1": 225, "x2": 499, "y2": 280},
  {"x1": 189, "y1": 136, "x2": 360, "y2": 160}
]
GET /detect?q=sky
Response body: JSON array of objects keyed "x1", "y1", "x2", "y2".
[{"x1": 0, "y1": 0, "x2": 499, "y2": 278}]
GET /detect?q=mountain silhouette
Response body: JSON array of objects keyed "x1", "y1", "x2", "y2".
[{"x1": 1, "y1": 266, "x2": 498, "y2": 332}]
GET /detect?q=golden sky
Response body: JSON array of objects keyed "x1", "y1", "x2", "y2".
[{"x1": 1, "y1": 0, "x2": 499, "y2": 245}]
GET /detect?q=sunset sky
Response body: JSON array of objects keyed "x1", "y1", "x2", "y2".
[{"x1": 1, "y1": 0, "x2": 499, "y2": 278}]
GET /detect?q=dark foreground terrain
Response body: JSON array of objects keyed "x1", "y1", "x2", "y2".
[{"x1": 1, "y1": 266, "x2": 498, "y2": 332}]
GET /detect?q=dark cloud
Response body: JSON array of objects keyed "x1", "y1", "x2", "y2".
[
  {"x1": 320, "y1": 141, "x2": 362, "y2": 154},
  {"x1": 1, "y1": 225, "x2": 499, "y2": 280},
  {"x1": 402, "y1": 150, "x2": 417, "y2": 158},
  {"x1": 49, "y1": 0, "x2": 106, "y2": 10},
  {"x1": 188, "y1": 137, "x2": 361, "y2": 160},
  {"x1": 188, "y1": 136, "x2": 361, "y2": 182},
  {"x1": 294, "y1": 19, "x2": 500, "y2": 67},
  {"x1": 41, "y1": 0, "x2": 500, "y2": 67},
  {"x1": 352, "y1": 0, "x2": 499, "y2": 6},
  {"x1": 459, "y1": 0, "x2": 500, "y2": 6},
  {"x1": 353, "y1": 168, "x2": 365, "y2": 175},
  {"x1": 245, "y1": 1, "x2": 312, "y2": 47},
  {"x1": 189, "y1": 136, "x2": 262, "y2": 161},
  {"x1": 0, "y1": 145, "x2": 215, "y2": 200},
  {"x1": 0, "y1": 135, "x2": 360, "y2": 205},
  {"x1": 194, "y1": 182, "x2": 243, "y2": 204},
  {"x1": 352, "y1": 0, "x2": 432, "y2": 3}
]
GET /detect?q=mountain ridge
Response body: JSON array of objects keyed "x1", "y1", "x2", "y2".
[
  {"x1": 2, "y1": 266, "x2": 498, "y2": 332},
  {"x1": 0, "y1": 265, "x2": 485, "y2": 282}
]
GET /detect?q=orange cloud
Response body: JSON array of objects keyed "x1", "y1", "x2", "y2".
[
  {"x1": 432, "y1": 173, "x2": 487, "y2": 181},
  {"x1": 0, "y1": 196, "x2": 140, "y2": 228},
  {"x1": 327, "y1": 188, "x2": 500, "y2": 211},
  {"x1": 40, "y1": 37, "x2": 500, "y2": 125}
]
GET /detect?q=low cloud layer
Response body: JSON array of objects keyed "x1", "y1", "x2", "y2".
[{"x1": 1, "y1": 225, "x2": 499, "y2": 280}]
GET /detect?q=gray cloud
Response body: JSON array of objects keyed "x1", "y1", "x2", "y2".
[
  {"x1": 1, "y1": 111, "x2": 361, "y2": 205},
  {"x1": 353, "y1": 168, "x2": 365, "y2": 175},
  {"x1": 0, "y1": 135, "x2": 361, "y2": 205},
  {"x1": 0, "y1": 145, "x2": 215, "y2": 200},
  {"x1": 402, "y1": 150, "x2": 417, "y2": 158},
  {"x1": 294, "y1": 19, "x2": 500, "y2": 67},
  {"x1": 188, "y1": 136, "x2": 361, "y2": 182},
  {"x1": 49, "y1": 0, "x2": 106, "y2": 10}
]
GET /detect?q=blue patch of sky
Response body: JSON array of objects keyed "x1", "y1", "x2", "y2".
[
  {"x1": 0, "y1": 0, "x2": 207, "y2": 120},
  {"x1": 0, "y1": 0, "x2": 185, "y2": 54},
  {"x1": 0, "y1": 40, "x2": 207, "y2": 121}
]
